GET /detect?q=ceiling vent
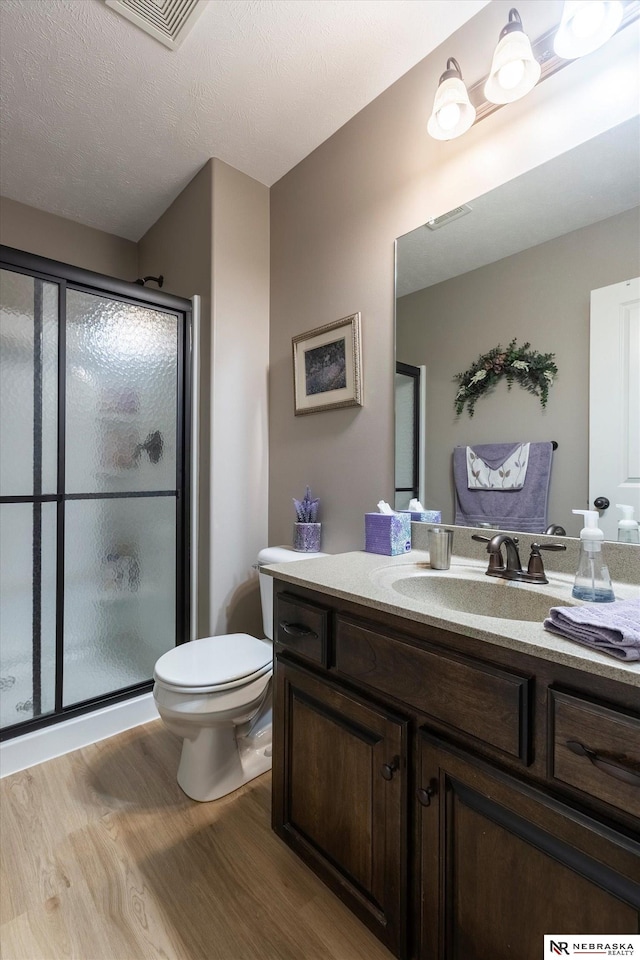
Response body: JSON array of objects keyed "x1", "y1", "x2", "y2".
[
  {"x1": 425, "y1": 204, "x2": 472, "y2": 230},
  {"x1": 104, "y1": 0, "x2": 207, "y2": 50}
]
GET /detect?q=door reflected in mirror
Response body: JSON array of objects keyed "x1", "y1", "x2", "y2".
[{"x1": 394, "y1": 117, "x2": 640, "y2": 542}]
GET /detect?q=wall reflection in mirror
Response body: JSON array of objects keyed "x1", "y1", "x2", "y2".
[{"x1": 395, "y1": 117, "x2": 640, "y2": 543}]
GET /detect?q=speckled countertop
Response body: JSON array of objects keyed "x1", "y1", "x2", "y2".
[{"x1": 263, "y1": 549, "x2": 640, "y2": 688}]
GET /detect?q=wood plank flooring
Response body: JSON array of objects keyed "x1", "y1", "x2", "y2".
[{"x1": 0, "y1": 720, "x2": 394, "y2": 960}]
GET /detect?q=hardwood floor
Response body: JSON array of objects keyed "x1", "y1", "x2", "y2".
[{"x1": 0, "y1": 720, "x2": 394, "y2": 960}]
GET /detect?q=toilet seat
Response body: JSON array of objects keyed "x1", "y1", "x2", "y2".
[{"x1": 154, "y1": 633, "x2": 272, "y2": 694}]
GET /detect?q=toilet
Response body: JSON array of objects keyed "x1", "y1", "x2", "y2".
[{"x1": 153, "y1": 546, "x2": 324, "y2": 801}]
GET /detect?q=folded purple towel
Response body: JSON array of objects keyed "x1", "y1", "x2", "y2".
[{"x1": 544, "y1": 598, "x2": 640, "y2": 661}]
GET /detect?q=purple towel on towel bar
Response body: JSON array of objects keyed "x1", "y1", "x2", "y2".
[
  {"x1": 544, "y1": 598, "x2": 640, "y2": 661},
  {"x1": 453, "y1": 441, "x2": 553, "y2": 533}
]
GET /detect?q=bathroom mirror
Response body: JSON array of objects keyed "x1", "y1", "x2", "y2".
[{"x1": 395, "y1": 116, "x2": 640, "y2": 542}]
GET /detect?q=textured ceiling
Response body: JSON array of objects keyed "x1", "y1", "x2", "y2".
[{"x1": 0, "y1": 0, "x2": 488, "y2": 241}]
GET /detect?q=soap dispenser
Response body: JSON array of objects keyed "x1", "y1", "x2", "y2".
[
  {"x1": 571, "y1": 509, "x2": 615, "y2": 602},
  {"x1": 616, "y1": 504, "x2": 640, "y2": 544}
]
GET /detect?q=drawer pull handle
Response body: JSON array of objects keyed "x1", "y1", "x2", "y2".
[
  {"x1": 566, "y1": 740, "x2": 640, "y2": 787},
  {"x1": 280, "y1": 621, "x2": 318, "y2": 640},
  {"x1": 381, "y1": 757, "x2": 400, "y2": 781},
  {"x1": 417, "y1": 781, "x2": 438, "y2": 807}
]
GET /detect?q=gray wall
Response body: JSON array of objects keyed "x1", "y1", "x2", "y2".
[
  {"x1": 268, "y1": 0, "x2": 640, "y2": 554},
  {"x1": 0, "y1": 196, "x2": 138, "y2": 279},
  {"x1": 138, "y1": 162, "x2": 214, "y2": 635},
  {"x1": 138, "y1": 159, "x2": 270, "y2": 640},
  {"x1": 208, "y1": 159, "x2": 270, "y2": 638},
  {"x1": 396, "y1": 207, "x2": 640, "y2": 537}
]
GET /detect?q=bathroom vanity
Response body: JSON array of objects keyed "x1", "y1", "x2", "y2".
[{"x1": 267, "y1": 550, "x2": 640, "y2": 960}]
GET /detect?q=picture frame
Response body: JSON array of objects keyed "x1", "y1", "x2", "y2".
[{"x1": 292, "y1": 312, "x2": 363, "y2": 415}]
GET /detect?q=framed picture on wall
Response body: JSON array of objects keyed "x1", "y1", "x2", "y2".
[{"x1": 292, "y1": 312, "x2": 363, "y2": 415}]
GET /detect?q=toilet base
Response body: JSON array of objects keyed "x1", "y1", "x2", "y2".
[
  {"x1": 175, "y1": 694, "x2": 273, "y2": 802},
  {"x1": 176, "y1": 723, "x2": 272, "y2": 802}
]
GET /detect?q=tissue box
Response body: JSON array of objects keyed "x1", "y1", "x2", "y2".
[
  {"x1": 365, "y1": 513, "x2": 411, "y2": 556},
  {"x1": 400, "y1": 509, "x2": 442, "y2": 523}
]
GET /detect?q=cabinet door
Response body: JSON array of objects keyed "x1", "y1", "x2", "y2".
[
  {"x1": 417, "y1": 733, "x2": 640, "y2": 960},
  {"x1": 273, "y1": 657, "x2": 409, "y2": 958}
]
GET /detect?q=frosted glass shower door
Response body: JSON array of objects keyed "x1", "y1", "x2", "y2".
[
  {"x1": 63, "y1": 290, "x2": 180, "y2": 707},
  {"x1": 0, "y1": 270, "x2": 58, "y2": 496},
  {"x1": 0, "y1": 269, "x2": 59, "y2": 727},
  {"x1": 1, "y1": 247, "x2": 190, "y2": 738},
  {"x1": 64, "y1": 497, "x2": 176, "y2": 704}
]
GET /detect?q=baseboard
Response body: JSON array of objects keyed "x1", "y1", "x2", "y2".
[{"x1": 0, "y1": 692, "x2": 159, "y2": 778}]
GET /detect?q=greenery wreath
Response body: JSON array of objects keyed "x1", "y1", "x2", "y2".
[{"x1": 454, "y1": 338, "x2": 558, "y2": 418}]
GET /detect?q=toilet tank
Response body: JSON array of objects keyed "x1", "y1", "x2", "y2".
[{"x1": 256, "y1": 546, "x2": 327, "y2": 640}]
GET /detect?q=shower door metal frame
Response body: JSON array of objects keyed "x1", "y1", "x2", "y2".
[
  {"x1": 0, "y1": 245, "x2": 193, "y2": 741},
  {"x1": 395, "y1": 361, "x2": 421, "y2": 507}
]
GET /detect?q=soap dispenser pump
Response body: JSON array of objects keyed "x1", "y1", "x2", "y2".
[
  {"x1": 571, "y1": 509, "x2": 615, "y2": 602},
  {"x1": 616, "y1": 504, "x2": 640, "y2": 544}
]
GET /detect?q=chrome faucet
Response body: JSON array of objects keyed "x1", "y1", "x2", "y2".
[{"x1": 472, "y1": 533, "x2": 566, "y2": 584}]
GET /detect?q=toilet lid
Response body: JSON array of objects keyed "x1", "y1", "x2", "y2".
[{"x1": 154, "y1": 633, "x2": 272, "y2": 689}]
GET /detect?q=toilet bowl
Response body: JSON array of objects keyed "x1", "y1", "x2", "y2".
[
  {"x1": 154, "y1": 633, "x2": 274, "y2": 801},
  {"x1": 153, "y1": 546, "x2": 325, "y2": 801}
]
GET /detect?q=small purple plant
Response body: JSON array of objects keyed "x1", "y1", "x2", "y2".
[{"x1": 293, "y1": 486, "x2": 320, "y2": 523}]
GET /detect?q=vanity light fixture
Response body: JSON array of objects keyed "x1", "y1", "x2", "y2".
[
  {"x1": 484, "y1": 8, "x2": 541, "y2": 104},
  {"x1": 426, "y1": 1, "x2": 638, "y2": 141},
  {"x1": 553, "y1": 0, "x2": 624, "y2": 58},
  {"x1": 427, "y1": 58, "x2": 476, "y2": 141}
]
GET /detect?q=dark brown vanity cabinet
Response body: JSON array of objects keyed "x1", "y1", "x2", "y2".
[
  {"x1": 272, "y1": 581, "x2": 640, "y2": 960},
  {"x1": 272, "y1": 658, "x2": 409, "y2": 957},
  {"x1": 417, "y1": 734, "x2": 639, "y2": 960}
]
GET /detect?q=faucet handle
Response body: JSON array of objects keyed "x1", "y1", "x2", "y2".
[
  {"x1": 471, "y1": 533, "x2": 504, "y2": 576},
  {"x1": 527, "y1": 542, "x2": 567, "y2": 582},
  {"x1": 471, "y1": 534, "x2": 503, "y2": 570}
]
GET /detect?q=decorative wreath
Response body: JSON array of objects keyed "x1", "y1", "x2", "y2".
[{"x1": 454, "y1": 339, "x2": 558, "y2": 418}]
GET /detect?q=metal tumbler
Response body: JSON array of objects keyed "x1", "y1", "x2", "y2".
[{"x1": 427, "y1": 527, "x2": 454, "y2": 570}]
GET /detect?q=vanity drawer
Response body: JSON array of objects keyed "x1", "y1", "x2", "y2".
[
  {"x1": 275, "y1": 592, "x2": 329, "y2": 668},
  {"x1": 335, "y1": 616, "x2": 532, "y2": 762},
  {"x1": 549, "y1": 690, "x2": 640, "y2": 818}
]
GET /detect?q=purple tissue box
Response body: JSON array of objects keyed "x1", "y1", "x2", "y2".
[
  {"x1": 400, "y1": 509, "x2": 442, "y2": 523},
  {"x1": 365, "y1": 513, "x2": 411, "y2": 556}
]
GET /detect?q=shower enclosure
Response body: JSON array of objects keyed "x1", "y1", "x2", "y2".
[{"x1": 0, "y1": 247, "x2": 192, "y2": 740}]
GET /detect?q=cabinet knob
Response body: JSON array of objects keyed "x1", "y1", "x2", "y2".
[
  {"x1": 417, "y1": 781, "x2": 438, "y2": 807},
  {"x1": 593, "y1": 497, "x2": 610, "y2": 510},
  {"x1": 381, "y1": 757, "x2": 400, "y2": 781}
]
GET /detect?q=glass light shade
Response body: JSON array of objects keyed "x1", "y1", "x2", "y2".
[
  {"x1": 484, "y1": 29, "x2": 541, "y2": 104},
  {"x1": 553, "y1": 1, "x2": 623, "y2": 59},
  {"x1": 428, "y1": 75, "x2": 476, "y2": 141}
]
